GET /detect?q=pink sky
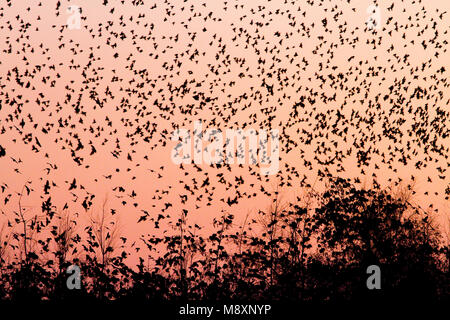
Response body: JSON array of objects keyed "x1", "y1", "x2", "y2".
[{"x1": 0, "y1": 0, "x2": 449, "y2": 265}]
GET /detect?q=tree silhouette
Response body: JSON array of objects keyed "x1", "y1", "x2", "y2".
[{"x1": 0, "y1": 179, "x2": 448, "y2": 302}]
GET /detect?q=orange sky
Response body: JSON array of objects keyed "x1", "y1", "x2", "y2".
[{"x1": 0, "y1": 0, "x2": 449, "y2": 265}]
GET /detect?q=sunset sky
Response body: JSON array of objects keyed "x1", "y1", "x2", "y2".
[{"x1": 0, "y1": 0, "x2": 449, "y2": 266}]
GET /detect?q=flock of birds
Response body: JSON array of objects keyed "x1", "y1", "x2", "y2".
[{"x1": 0, "y1": 0, "x2": 448, "y2": 239}]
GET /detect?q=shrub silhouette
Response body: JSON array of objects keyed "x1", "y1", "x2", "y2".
[{"x1": 0, "y1": 178, "x2": 448, "y2": 303}]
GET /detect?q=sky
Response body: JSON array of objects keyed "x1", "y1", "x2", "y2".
[{"x1": 0, "y1": 0, "x2": 449, "y2": 265}]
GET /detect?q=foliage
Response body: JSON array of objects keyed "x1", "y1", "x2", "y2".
[{"x1": 0, "y1": 178, "x2": 448, "y2": 302}]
